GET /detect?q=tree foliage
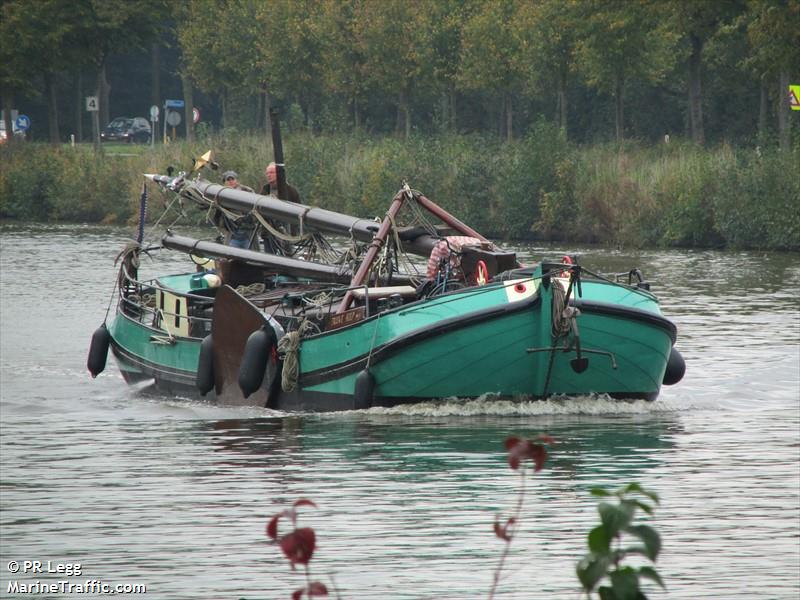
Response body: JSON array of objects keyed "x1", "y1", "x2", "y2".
[{"x1": 3, "y1": 0, "x2": 799, "y2": 149}]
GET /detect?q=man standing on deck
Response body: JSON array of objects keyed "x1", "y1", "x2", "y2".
[{"x1": 260, "y1": 162, "x2": 301, "y2": 204}]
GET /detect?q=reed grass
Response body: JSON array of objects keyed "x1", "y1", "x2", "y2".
[{"x1": 1, "y1": 131, "x2": 797, "y2": 250}]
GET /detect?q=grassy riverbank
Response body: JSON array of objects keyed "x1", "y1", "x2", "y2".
[{"x1": 1, "y1": 129, "x2": 798, "y2": 250}]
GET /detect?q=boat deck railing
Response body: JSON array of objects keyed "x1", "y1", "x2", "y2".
[{"x1": 117, "y1": 263, "x2": 214, "y2": 340}]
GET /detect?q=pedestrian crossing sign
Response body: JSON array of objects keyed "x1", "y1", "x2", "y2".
[{"x1": 790, "y1": 85, "x2": 800, "y2": 111}]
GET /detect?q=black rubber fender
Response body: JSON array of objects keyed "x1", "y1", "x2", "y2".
[
  {"x1": 196, "y1": 335, "x2": 215, "y2": 396},
  {"x1": 239, "y1": 326, "x2": 277, "y2": 398},
  {"x1": 353, "y1": 369, "x2": 376, "y2": 410},
  {"x1": 663, "y1": 347, "x2": 686, "y2": 386},
  {"x1": 87, "y1": 324, "x2": 110, "y2": 378}
]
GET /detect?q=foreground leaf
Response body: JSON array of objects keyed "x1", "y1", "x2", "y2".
[
  {"x1": 280, "y1": 527, "x2": 316, "y2": 568},
  {"x1": 621, "y1": 483, "x2": 659, "y2": 504},
  {"x1": 493, "y1": 517, "x2": 516, "y2": 541},
  {"x1": 588, "y1": 525, "x2": 611, "y2": 553},
  {"x1": 638, "y1": 566, "x2": 665, "y2": 589},
  {"x1": 577, "y1": 553, "x2": 611, "y2": 591},
  {"x1": 598, "y1": 502, "x2": 634, "y2": 537},
  {"x1": 625, "y1": 524, "x2": 661, "y2": 561},
  {"x1": 609, "y1": 566, "x2": 640, "y2": 600},
  {"x1": 292, "y1": 581, "x2": 328, "y2": 600}
]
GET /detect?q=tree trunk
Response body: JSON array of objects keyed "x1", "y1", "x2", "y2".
[
  {"x1": 221, "y1": 88, "x2": 228, "y2": 129},
  {"x1": 440, "y1": 90, "x2": 448, "y2": 132},
  {"x1": 151, "y1": 43, "x2": 161, "y2": 110},
  {"x1": 557, "y1": 67, "x2": 568, "y2": 138},
  {"x1": 2, "y1": 92, "x2": 15, "y2": 146},
  {"x1": 614, "y1": 72, "x2": 624, "y2": 142},
  {"x1": 449, "y1": 87, "x2": 456, "y2": 132},
  {"x1": 74, "y1": 71, "x2": 83, "y2": 142},
  {"x1": 758, "y1": 76, "x2": 768, "y2": 145},
  {"x1": 92, "y1": 68, "x2": 102, "y2": 149},
  {"x1": 99, "y1": 64, "x2": 111, "y2": 131},
  {"x1": 778, "y1": 71, "x2": 792, "y2": 152},
  {"x1": 353, "y1": 94, "x2": 360, "y2": 130},
  {"x1": 182, "y1": 71, "x2": 194, "y2": 142},
  {"x1": 396, "y1": 89, "x2": 410, "y2": 138},
  {"x1": 256, "y1": 90, "x2": 264, "y2": 131},
  {"x1": 44, "y1": 72, "x2": 60, "y2": 144},
  {"x1": 687, "y1": 34, "x2": 705, "y2": 145},
  {"x1": 505, "y1": 92, "x2": 513, "y2": 142}
]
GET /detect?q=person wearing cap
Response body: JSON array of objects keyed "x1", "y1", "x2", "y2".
[
  {"x1": 215, "y1": 170, "x2": 256, "y2": 249},
  {"x1": 222, "y1": 170, "x2": 254, "y2": 193},
  {"x1": 260, "y1": 162, "x2": 301, "y2": 204}
]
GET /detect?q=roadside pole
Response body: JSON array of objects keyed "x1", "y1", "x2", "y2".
[
  {"x1": 86, "y1": 95, "x2": 100, "y2": 148},
  {"x1": 150, "y1": 105, "x2": 159, "y2": 147}
]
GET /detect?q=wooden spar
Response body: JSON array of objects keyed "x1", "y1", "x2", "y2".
[
  {"x1": 268, "y1": 107, "x2": 288, "y2": 201},
  {"x1": 415, "y1": 194, "x2": 489, "y2": 242},
  {"x1": 190, "y1": 180, "x2": 382, "y2": 242},
  {"x1": 162, "y1": 233, "x2": 353, "y2": 282},
  {"x1": 337, "y1": 190, "x2": 406, "y2": 313}
]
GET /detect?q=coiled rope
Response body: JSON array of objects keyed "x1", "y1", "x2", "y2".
[
  {"x1": 278, "y1": 320, "x2": 314, "y2": 392},
  {"x1": 551, "y1": 280, "x2": 579, "y2": 340},
  {"x1": 235, "y1": 282, "x2": 266, "y2": 297}
]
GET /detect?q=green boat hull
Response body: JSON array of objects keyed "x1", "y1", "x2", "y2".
[
  {"x1": 108, "y1": 309, "x2": 202, "y2": 394},
  {"x1": 264, "y1": 275, "x2": 676, "y2": 410},
  {"x1": 106, "y1": 268, "x2": 678, "y2": 410}
]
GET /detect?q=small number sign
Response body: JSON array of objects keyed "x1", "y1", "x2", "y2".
[{"x1": 86, "y1": 96, "x2": 99, "y2": 112}]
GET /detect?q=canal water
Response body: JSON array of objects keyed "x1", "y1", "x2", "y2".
[{"x1": 1, "y1": 223, "x2": 798, "y2": 599}]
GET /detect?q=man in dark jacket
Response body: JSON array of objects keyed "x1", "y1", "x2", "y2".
[{"x1": 260, "y1": 162, "x2": 301, "y2": 203}]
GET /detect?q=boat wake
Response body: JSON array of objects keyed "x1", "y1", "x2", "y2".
[{"x1": 361, "y1": 394, "x2": 686, "y2": 417}]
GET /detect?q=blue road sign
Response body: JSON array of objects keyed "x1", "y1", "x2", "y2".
[
  {"x1": 15, "y1": 115, "x2": 30, "y2": 131},
  {"x1": 165, "y1": 99, "x2": 185, "y2": 109}
]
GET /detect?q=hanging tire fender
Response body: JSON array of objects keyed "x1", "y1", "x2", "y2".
[
  {"x1": 239, "y1": 326, "x2": 277, "y2": 398},
  {"x1": 663, "y1": 347, "x2": 686, "y2": 386},
  {"x1": 196, "y1": 335, "x2": 215, "y2": 396},
  {"x1": 87, "y1": 324, "x2": 111, "y2": 378},
  {"x1": 353, "y1": 369, "x2": 376, "y2": 410}
]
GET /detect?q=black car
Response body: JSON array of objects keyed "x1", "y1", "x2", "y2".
[{"x1": 100, "y1": 117, "x2": 151, "y2": 143}]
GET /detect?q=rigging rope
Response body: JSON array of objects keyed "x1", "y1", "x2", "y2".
[
  {"x1": 550, "y1": 278, "x2": 580, "y2": 342},
  {"x1": 278, "y1": 320, "x2": 314, "y2": 392}
]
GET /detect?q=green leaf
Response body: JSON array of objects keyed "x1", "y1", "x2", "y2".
[
  {"x1": 599, "y1": 586, "x2": 617, "y2": 600},
  {"x1": 610, "y1": 566, "x2": 640, "y2": 600},
  {"x1": 599, "y1": 501, "x2": 634, "y2": 537},
  {"x1": 589, "y1": 525, "x2": 611, "y2": 553},
  {"x1": 638, "y1": 566, "x2": 665, "y2": 589},
  {"x1": 621, "y1": 483, "x2": 659, "y2": 504},
  {"x1": 632, "y1": 500, "x2": 653, "y2": 515},
  {"x1": 577, "y1": 554, "x2": 611, "y2": 591},
  {"x1": 591, "y1": 487, "x2": 612, "y2": 497},
  {"x1": 625, "y1": 525, "x2": 661, "y2": 561}
]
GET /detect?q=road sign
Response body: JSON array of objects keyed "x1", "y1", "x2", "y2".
[
  {"x1": 165, "y1": 99, "x2": 185, "y2": 109},
  {"x1": 166, "y1": 110, "x2": 182, "y2": 127},
  {"x1": 192, "y1": 107, "x2": 201, "y2": 124},
  {"x1": 150, "y1": 105, "x2": 160, "y2": 121},
  {"x1": 86, "y1": 96, "x2": 99, "y2": 112},
  {"x1": 790, "y1": 85, "x2": 800, "y2": 111},
  {"x1": 15, "y1": 115, "x2": 30, "y2": 131}
]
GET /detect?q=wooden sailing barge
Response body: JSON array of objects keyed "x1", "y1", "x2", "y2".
[{"x1": 88, "y1": 169, "x2": 685, "y2": 410}]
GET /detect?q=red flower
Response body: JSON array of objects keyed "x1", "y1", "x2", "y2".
[
  {"x1": 504, "y1": 436, "x2": 552, "y2": 472},
  {"x1": 267, "y1": 499, "x2": 319, "y2": 569},
  {"x1": 280, "y1": 527, "x2": 316, "y2": 568},
  {"x1": 292, "y1": 581, "x2": 328, "y2": 600}
]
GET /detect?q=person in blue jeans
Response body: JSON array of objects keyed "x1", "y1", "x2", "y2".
[{"x1": 218, "y1": 171, "x2": 257, "y2": 249}]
